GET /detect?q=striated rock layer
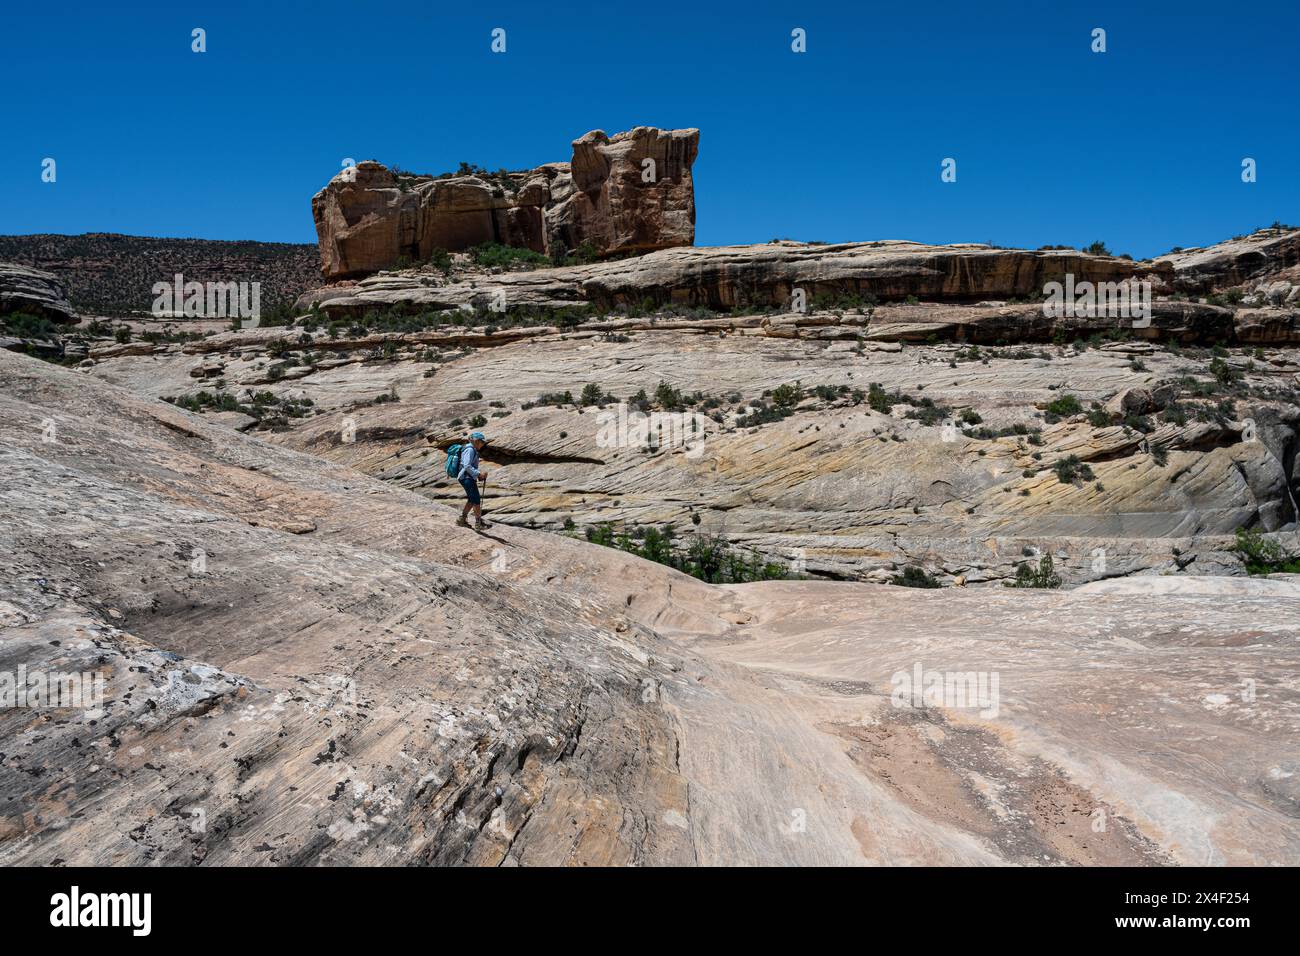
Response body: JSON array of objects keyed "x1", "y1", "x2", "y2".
[
  {"x1": 79, "y1": 307, "x2": 1300, "y2": 586},
  {"x1": 1155, "y1": 227, "x2": 1300, "y2": 294},
  {"x1": 0, "y1": 262, "x2": 76, "y2": 323},
  {"x1": 303, "y1": 240, "x2": 1162, "y2": 316},
  {"x1": 311, "y1": 127, "x2": 698, "y2": 280}
]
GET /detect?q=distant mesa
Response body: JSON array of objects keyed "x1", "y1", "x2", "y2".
[
  {"x1": 311, "y1": 127, "x2": 699, "y2": 280},
  {"x1": 0, "y1": 234, "x2": 320, "y2": 318}
]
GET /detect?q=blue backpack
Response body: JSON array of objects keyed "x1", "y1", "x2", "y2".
[{"x1": 444, "y1": 444, "x2": 463, "y2": 479}]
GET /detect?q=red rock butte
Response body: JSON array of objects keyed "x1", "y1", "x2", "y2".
[{"x1": 311, "y1": 127, "x2": 699, "y2": 280}]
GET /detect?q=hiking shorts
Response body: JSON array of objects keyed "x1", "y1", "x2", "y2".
[{"x1": 459, "y1": 475, "x2": 481, "y2": 506}]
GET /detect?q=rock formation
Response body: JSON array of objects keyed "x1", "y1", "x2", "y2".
[
  {"x1": 301, "y1": 239, "x2": 1165, "y2": 317},
  {"x1": 311, "y1": 127, "x2": 699, "y2": 280},
  {"x1": 76, "y1": 304, "x2": 1300, "y2": 586},
  {"x1": 70, "y1": 227, "x2": 1300, "y2": 588},
  {"x1": 1155, "y1": 227, "x2": 1300, "y2": 294},
  {"x1": 0, "y1": 263, "x2": 76, "y2": 323}
]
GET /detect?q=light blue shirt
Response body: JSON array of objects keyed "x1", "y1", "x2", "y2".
[{"x1": 457, "y1": 443, "x2": 481, "y2": 481}]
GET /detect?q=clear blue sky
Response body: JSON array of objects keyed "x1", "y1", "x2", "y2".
[{"x1": 3, "y1": 0, "x2": 1297, "y2": 258}]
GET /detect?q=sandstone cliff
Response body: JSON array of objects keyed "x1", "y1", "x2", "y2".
[
  {"x1": 311, "y1": 127, "x2": 698, "y2": 280},
  {"x1": 1155, "y1": 226, "x2": 1300, "y2": 294},
  {"x1": 301, "y1": 240, "x2": 1166, "y2": 317}
]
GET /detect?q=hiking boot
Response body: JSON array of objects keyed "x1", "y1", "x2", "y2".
[
  {"x1": 455, "y1": 515, "x2": 470, "y2": 528},
  {"x1": 475, "y1": 519, "x2": 491, "y2": 530}
]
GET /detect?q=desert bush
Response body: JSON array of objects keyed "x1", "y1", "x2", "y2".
[
  {"x1": 1044, "y1": 393, "x2": 1082, "y2": 419},
  {"x1": 1053, "y1": 455, "x2": 1095, "y2": 483},
  {"x1": 892, "y1": 566, "x2": 940, "y2": 589},
  {"x1": 582, "y1": 522, "x2": 791, "y2": 583},
  {"x1": 1232, "y1": 527, "x2": 1300, "y2": 573},
  {"x1": 469, "y1": 242, "x2": 550, "y2": 270},
  {"x1": 1, "y1": 312, "x2": 59, "y2": 339},
  {"x1": 534, "y1": 390, "x2": 573, "y2": 407},
  {"x1": 771, "y1": 383, "x2": 802, "y2": 408},
  {"x1": 1005, "y1": 554, "x2": 1062, "y2": 589}
]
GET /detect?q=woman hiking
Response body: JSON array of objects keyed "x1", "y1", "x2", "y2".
[{"x1": 455, "y1": 431, "x2": 490, "y2": 530}]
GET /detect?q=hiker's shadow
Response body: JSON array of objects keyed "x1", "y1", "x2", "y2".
[{"x1": 473, "y1": 529, "x2": 511, "y2": 547}]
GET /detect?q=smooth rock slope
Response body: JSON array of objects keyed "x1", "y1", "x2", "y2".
[{"x1": 2, "y1": 349, "x2": 1299, "y2": 865}]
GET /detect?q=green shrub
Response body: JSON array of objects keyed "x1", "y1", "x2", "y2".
[
  {"x1": 892, "y1": 566, "x2": 940, "y2": 589},
  {"x1": 1053, "y1": 455, "x2": 1095, "y2": 483},
  {"x1": 1, "y1": 312, "x2": 59, "y2": 340},
  {"x1": 654, "y1": 380, "x2": 684, "y2": 411},
  {"x1": 535, "y1": 390, "x2": 573, "y2": 407},
  {"x1": 1005, "y1": 554, "x2": 1062, "y2": 588},
  {"x1": 582, "y1": 522, "x2": 791, "y2": 583},
  {"x1": 771, "y1": 383, "x2": 802, "y2": 408},
  {"x1": 1209, "y1": 357, "x2": 1241, "y2": 386},
  {"x1": 1044, "y1": 393, "x2": 1082, "y2": 418},
  {"x1": 469, "y1": 242, "x2": 550, "y2": 270},
  {"x1": 1233, "y1": 527, "x2": 1300, "y2": 574}
]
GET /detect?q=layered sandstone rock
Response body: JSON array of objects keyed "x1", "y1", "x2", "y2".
[
  {"x1": 303, "y1": 240, "x2": 1167, "y2": 317},
  {"x1": 4, "y1": 348, "x2": 1300, "y2": 865},
  {"x1": 0, "y1": 262, "x2": 76, "y2": 323},
  {"x1": 544, "y1": 127, "x2": 698, "y2": 258},
  {"x1": 311, "y1": 127, "x2": 699, "y2": 280},
  {"x1": 1155, "y1": 227, "x2": 1300, "y2": 293},
  {"x1": 82, "y1": 304, "x2": 1300, "y2": 585}
]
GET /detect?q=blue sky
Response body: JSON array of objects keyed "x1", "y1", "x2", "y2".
[{"x1": 3, "y1": 0, "x2": 1297, "y2": 258}]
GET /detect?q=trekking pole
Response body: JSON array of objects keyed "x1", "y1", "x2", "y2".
[{"x1": 480, "y1": 474, "x2": 488, "y2": 516}]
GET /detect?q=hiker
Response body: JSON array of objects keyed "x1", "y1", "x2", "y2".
[{"x1": 454, "y1": 431, "x2": 490, "y2": 530}]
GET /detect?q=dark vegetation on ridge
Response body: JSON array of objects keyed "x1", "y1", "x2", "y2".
[{"x1": 0, "y1": 233, "x2": 321, "y2": 316}]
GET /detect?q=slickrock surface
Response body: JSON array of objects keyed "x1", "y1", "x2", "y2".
[
  {"x1": 0, "y1": 263, "x2": 76, "y2": 323},
  {"x1": 84, "y1": 305, "x2": 1300, "y2": 584},
  {"x1": 312, "y1": 127, "x2": 698, "y2": 279},
  {"x1": 2, "y1": 348, "x2": 1298, "y2": 865}
]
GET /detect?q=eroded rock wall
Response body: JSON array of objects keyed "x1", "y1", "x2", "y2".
[{"x1": 311, "y1": 127, "x2": 699, "y2": 280}]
